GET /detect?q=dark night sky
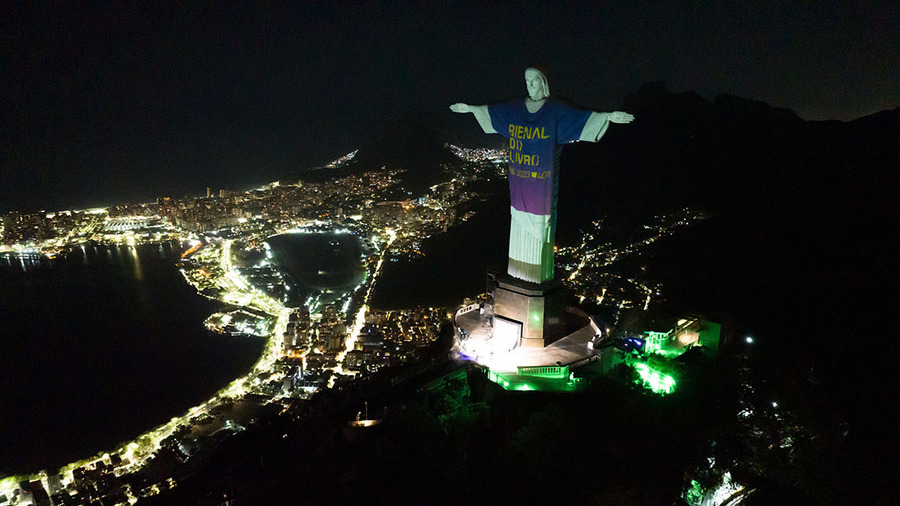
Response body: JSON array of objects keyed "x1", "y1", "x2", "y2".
[{"x1": 2, "y1": 2, "x2": 898, "y2": 213}]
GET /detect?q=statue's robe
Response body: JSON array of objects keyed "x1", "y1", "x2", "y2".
[{"x1": 477, "y1": 98, "x2": 610, "y2": 283}]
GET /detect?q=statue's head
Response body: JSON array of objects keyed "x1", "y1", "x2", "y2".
[{"x1": 524, "y1": 67, "x2": 550, "y2": 101}]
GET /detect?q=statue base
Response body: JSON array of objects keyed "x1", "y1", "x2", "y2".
[{"x1": 492, "y1": 275, "x2": 566, "y2": 348}]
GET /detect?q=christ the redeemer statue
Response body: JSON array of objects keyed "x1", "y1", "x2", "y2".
[{"x1": 451, "y1": 67, "x2": 633, "y2": 284}]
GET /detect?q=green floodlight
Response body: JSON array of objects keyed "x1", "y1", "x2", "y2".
[
  {"x1": 487, "y1": 367, "x2": 580, "y2": 392},
  {"x1": 633, "y1": 362, "x2": 676, "y2": 395}
]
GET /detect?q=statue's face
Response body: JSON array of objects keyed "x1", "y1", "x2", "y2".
[{"x1": 525, "y1": 70, "x2": 545, "y2": 101}]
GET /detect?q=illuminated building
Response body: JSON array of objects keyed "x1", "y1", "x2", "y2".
[{"x1": 643, "y1": 318, "x2": 721, "y2": 357}]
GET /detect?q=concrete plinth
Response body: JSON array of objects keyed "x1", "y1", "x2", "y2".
[{"x1": 492, "y1": 276, "x2": 566, "y2": 348}]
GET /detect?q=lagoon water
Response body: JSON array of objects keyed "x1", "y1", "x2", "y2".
[
  {"x1": 0, "y1": 243, "x2": 264, "y2": 476},
  {"x1": 265, "y1": 231, "x2": 366, "y2": 307}
]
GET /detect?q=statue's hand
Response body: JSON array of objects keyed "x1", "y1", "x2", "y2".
[
  {"x1": 610, "y1": 111, "x2": 635, "y2": 124},
  {"x1": 449, "y1": 103, "x2": 470, "y2": 113}
]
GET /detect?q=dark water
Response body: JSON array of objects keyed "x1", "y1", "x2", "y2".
[
  {"x1": 0, "y1": 243, "x2": 264, "y2": 476},
  {"x1": 265, "y1": 232, "x2": 365, "y2": 306}
]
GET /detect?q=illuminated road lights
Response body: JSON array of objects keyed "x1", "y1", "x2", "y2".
[{"x1": 745, "y1": 336, "x2": 754, "y2": 344}]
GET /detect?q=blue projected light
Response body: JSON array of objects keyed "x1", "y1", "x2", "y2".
[
  {"x1": 616, "y1": 337, "x2": 645, "y2": 353},
  {"x1": 457, "y1": 351, "x2": 476, "y2": 361}
]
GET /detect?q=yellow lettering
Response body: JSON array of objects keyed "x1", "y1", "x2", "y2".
[{"x1": 508, "y1": 125, "x2": 550, "y2": 140}]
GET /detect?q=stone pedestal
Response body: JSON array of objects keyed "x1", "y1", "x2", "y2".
[{"x1": 492, "y1": 276, "x2": 566, "y2": 348}]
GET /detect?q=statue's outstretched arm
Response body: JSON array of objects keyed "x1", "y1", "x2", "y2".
[
  {"x1": 580, "y1": 110, "x2": 634, "y2": 142},
  {"x1": 449, "y1": 103, "x2": 497, "y2": 134}
]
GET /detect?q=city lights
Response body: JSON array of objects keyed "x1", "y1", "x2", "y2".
[{"x1": 3, "y1": 140, "x2": 710, "y2": 501}]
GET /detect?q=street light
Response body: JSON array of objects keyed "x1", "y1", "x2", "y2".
[{"x1": 745, "y1": 336, "x2": 754, "y2": 344}]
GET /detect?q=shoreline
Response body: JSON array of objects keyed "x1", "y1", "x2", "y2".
[
  {"x1": 0, "y1": 240, "x2": 284, "y2": 493},
  {"x1": 0, "y1": 230, "x2": 384, "y2": 502}
]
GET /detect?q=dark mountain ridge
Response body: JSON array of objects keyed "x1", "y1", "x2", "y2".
[
  {"x1": 287, "y1": 111, "x2": 461, "y2": 196},
  {"x1": 553, "y1": 83, "x2": 898, "y2": 416},
  {"x1": 560, "y1": 81, "x2": 897, "y2": 233}
]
